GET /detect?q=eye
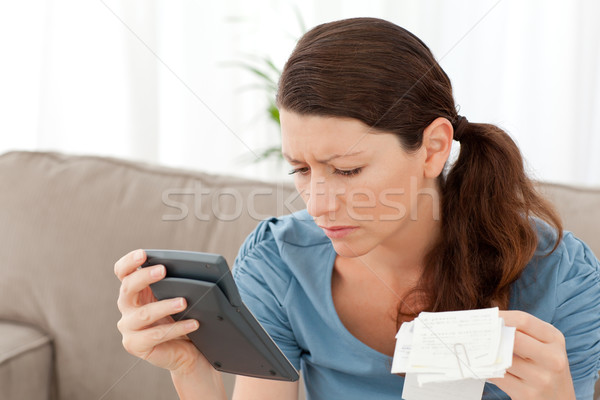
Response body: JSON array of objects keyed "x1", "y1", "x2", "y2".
[
  {"x1": 288, "y1": 166, "x2": 363, "y2": 177},
  {"x1": 334, "y1": 167, "x2": 362, "y2": 177},
  {"x1": 288, "y1": 167, "x2": 310, "y2": 176}
]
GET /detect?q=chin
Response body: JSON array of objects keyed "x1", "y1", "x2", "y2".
[{"x1": 330, "y1": 240, "x2": 372, "y2": 258}]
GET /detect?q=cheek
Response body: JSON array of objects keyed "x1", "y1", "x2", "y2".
[
  {"x1": 344, "y1": 172, "x2": 413, "y2": 221},
  {"x1": 293, "y1": 177, "x2": 310, "y2": 204},
  {"x1": 343, "y1": 179, "x2": 389, "y2": 221},
  {"x1": 345, "y1": 189, "x2": 376, "y2": 219}
]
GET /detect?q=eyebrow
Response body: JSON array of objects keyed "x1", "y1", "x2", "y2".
[{"x1": 282, "y1": 150, "x2": 365, "y2": 164}]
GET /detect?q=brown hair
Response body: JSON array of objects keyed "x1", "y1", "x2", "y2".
[{"x1": 276, "y1": 17, "x2": 563, "y2": 320}]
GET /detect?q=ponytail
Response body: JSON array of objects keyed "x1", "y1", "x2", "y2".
[{"x1": 398, "y1": 120, "x2": 563, "y2": 322}]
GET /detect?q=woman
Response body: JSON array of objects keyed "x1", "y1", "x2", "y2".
[{"x1": 114, "y1": 17, "x2": 600, "y2": 399}]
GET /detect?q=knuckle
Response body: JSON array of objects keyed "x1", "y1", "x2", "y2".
[
  {"x1": 150, "y1": 327, "x2": 167, "y2": 342},
  {"x1": 121, "y1": 336, "x2": 133, "y2": 353},
  {"x1": 116, "y1": 317, "x2": 125, "y2": 332},
  {"x1": 554, "y1": 329, "x2": 566, "y2": 346},
  {"x1": 551, "y1": 353, "x2": 569, "y2": 372},
  {"x1": 116, "y1": 297, "x2": 123, "y2": 312},
  {"x1": 116, "y1": 294, "x2": 127, "y2": 312},
  {"x1": 136, "y1": 307, "x2": 152, "y2": 324},
  {"x1": 538, "y1": 372, "x2": 552, "y2": 388},
  {"x1": 120, "y1": 279, "x2": 132, "y2": 296}
]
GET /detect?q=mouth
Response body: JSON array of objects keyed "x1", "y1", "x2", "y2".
[{"x1": 318, "y1": 225, "x2": 359, "y2": 239}]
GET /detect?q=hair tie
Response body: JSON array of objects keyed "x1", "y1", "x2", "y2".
[{"x1": 453, "y1": 115, "x2": 469, "y2": 142}]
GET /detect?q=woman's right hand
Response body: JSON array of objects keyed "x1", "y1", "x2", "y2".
[{"x1": 114, "y1": 249, "x2": 209, "y2": 374}]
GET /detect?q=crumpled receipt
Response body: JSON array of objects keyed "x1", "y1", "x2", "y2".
[{"x1": 391, "y1": 307, "x2": 515, "y2": 400}]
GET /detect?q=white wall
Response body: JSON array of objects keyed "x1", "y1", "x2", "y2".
[{"x1": 1, "y1": 0, "x2": 598, "y2": 185}]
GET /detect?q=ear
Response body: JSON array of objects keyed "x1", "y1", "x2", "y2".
[{"x1": 421, "y1": 117, "x2": 453, "y2": 179}]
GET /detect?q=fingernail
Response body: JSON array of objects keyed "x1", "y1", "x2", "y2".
[
  {"x1": 134, "y1": 250, "x2": 144, "y2": 262},
  {"x1": 173, "y1": 297, "x2": 185, "y2": 309},
  {"x1": 185, "y1": 320, "x2": 199, "y2": 330},
  {"x1": 150, "y1": 265, "x2": 164, "y2": 278}
]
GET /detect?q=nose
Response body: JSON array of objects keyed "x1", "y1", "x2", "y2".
[{"x1": 305, "y1": 176, "x2": 341, "y2": 219}]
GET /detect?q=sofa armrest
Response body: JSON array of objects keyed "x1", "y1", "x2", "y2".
[{"x1": 0, "y1": 321, "x2": 53, "y2": 400}]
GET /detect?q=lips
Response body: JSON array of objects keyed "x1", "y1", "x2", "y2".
[{"x1": 318, "y1": 225, "x2": 358, "y2": 239}]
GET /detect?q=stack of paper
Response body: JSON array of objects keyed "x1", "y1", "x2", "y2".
[{"x1": 391, "y1": 307, "x2": 515, "y2": 400}]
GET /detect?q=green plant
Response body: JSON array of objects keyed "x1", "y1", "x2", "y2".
[{"x1": 232, "y1": 55, "x2": 282, "y2": 162}]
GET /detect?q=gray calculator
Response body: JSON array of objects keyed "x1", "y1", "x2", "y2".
[{"x1": 142, "y1": 249, "x2": 299, "y2": 381}]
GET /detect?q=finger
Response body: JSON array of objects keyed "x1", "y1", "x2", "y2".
[
  {"x1": 124, "y1": 319, "x2": 200, "y2": 357},
  {"x1": 504, "y1": 353, "x2": 535, "y2": 382},
  {"x1": 117, "y1": 264, "x2": 165, "y2": 312},
  {"x1": 499, "y1": 310, "x2": 557, "y2": 344},
  {"x1": 122, "y1": 297, "x2": 188, "y2": 331},
  {"x1": 488, "y1": 370, "x2": 527, "y2": 399},
  {"x1": 490, "y1": 355, "x2": 553, "y2": 399},
  {"x1": 114, "y1": 249, "x2": 147, "y2": 281},
  {"x1": 512, "y1": 330, "x2": 546, "y2": 362}
]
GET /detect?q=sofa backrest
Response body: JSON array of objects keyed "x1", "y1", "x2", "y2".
[{"x1": 536, "y1": 182, "x2": 600, "y2": 256}]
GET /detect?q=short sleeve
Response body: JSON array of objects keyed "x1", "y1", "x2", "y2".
[
  {"x1": 552, "y1": 232, "x2": 600, "y2": 399},
  {"x1": 231, "y1": 219, "x2": 303, "y2": 370}
]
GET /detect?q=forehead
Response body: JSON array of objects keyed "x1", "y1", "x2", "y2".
[{"x1": 280, "y1": 111, "x2": 384, "y2": 157}]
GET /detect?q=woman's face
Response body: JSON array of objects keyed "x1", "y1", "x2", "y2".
[{"x1": 280, "y1": 110, "x2": 445, "y2": 259}]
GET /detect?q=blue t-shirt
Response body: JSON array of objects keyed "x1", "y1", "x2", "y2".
[{"x1": 231, "y1": 210, "x2": 600, "y2": 400}]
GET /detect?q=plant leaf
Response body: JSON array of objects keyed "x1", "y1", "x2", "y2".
[{"x1": 268, "y1": 102, "x2": 280, "y2": 125}]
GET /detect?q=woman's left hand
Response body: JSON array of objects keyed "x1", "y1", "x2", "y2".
[{"x1": 488, "y1": 310, "x2": 576, "y2": 400}]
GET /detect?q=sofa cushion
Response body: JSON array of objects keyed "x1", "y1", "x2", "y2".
[{"x1": 0, "y1": 321, "x2": 53, "y2": 400}]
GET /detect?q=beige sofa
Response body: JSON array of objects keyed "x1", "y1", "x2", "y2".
[{"x1": 0, "y1": 150, "x2": 598, "y2": 399}]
